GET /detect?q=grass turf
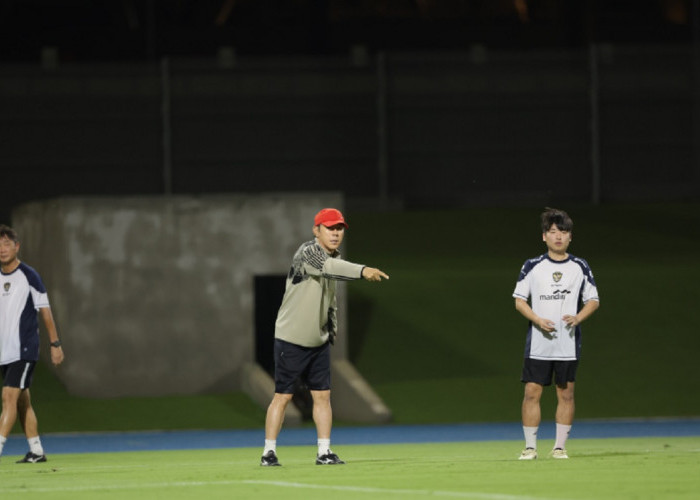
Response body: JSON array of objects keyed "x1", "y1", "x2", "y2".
[{"x1": 1, "y1": 437, "x2": 698, "y2": 499}]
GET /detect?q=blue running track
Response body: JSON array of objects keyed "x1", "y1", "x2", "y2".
[{"x1": 4, "y1": 418, "x2": 700, "y2": 455}]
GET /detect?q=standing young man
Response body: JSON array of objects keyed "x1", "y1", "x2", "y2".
[
  {"x1": 0, "y1": 224, "x2": 64, "y2": 463},
  {"x1": 261, "y1": 208, "x2": 389, "y2": 466},
  {"x1": 512, "y1": 208, "x2": 599, "y2": 460}
]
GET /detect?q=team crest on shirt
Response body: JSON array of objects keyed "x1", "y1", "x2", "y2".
[
  {"x1": 3, "y1": 282, "x2": 10, "y2": 292},
  {"x1": 552, "y1": 272, "x2": 563, "y2": 283}
]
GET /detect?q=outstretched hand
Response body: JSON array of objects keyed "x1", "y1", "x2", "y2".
[{"x1": 362, "y1": 267, "x2": 389, "y2": 282}]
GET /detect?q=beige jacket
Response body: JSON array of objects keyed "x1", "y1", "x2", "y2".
[{"x1": 274, "y1": 239, "x2": 364, "y2": 347}]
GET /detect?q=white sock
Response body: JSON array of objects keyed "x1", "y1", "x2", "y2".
[
  {"x1": 0, "y1": 435, "x2": 6, "y2": 456},
  {"x1": 263, "y1": 439, "x2": 276, "y2": 455},
  {"x1": 28, "y1": 436, "x2": 44, "y2": 455},
  {"x1": 317, "y1": 438, "x2": 331, "y2": 456},
  {"x1": 554, "y1": 423, "x2": 572, "y2": 450},
  {"x1": 523, "y1": 426, "x2": 538, "y2": 449}
]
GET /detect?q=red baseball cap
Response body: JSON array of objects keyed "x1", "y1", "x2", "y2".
[{"x1": 314, "y1": 208, "x2": 348, "y2": 228}]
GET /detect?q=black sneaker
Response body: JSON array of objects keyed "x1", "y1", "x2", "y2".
[
  {"x1": 260, "y1": 450, "x2": 281, "y2": 466},
  {"x1": 17, "y1": 452, "x2": 47, "y2": 463},
  {"x1": 316, "y1": 451, "x2": 345, "y2": 465}
]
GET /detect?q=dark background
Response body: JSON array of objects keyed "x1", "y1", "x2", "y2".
[
  {"x1": 1, "y1": 0, "x2": 699, "y2": 223},
  {"x1": 1, "y1": 1, "x2": 699, "y2": 429},
  {"x1": 0, "y1": 0, "x2": 696, "y2": 62}
]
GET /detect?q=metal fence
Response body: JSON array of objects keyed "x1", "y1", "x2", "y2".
[{"x1": 1, "y1": 44, "x2": 698, "y2": 221}]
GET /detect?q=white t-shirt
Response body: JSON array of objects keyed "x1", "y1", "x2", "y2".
[
  {"x1": 0, "y1": 262, "x2": 50, "y2": 365},
  {"x1": 513, "y1": 253, "x2": 599, "y2": 361}
]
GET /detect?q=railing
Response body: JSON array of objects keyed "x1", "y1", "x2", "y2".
[{"x1": 1, "y1": 44, "x2": 698, "y2": 222}]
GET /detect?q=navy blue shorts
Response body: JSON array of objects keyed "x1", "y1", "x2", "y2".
[
  {"x1": 1, "y1": 360, "x2": 37, "y2": 389},
  {"x1": 274, "y1": 339, "x2": 331, "y2": 393},
  {"x1": 521, "y1": 358, "x2": 578, "y2": 387}
]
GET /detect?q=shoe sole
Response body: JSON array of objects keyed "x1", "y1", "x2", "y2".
[{"x1": 260, "y1": 459, "x2": 281, "y2": 467}]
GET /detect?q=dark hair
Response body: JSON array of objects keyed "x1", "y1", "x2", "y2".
[
  {"x1": 540, "y1": 207, "x2": 573, "y2": 233},
  {"x1": 0, "y1": 224, "x2": 19, "y2": 242}
]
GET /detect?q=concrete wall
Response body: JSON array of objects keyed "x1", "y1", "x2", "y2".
[{"x1": 12, "y1": 194, "x2": 363, "y2": 398}]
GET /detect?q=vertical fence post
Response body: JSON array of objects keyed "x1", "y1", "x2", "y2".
[
  {"x1": 161, "y1": 57, "x2": 173, "y2": 195},
  {"x1": 376, "y1": 52, "x2": 389, "y2": 207},
  {"x1": 693, "y1": 0, "x2": 700, "y2": 192},
  {"x1": 589, "y1": 44, "x2": 601, "y2": 205}
]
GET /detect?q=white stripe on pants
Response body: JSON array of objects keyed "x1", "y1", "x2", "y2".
[{"x1": 19, "y1": 362, "x2": 31, "y2": 389}]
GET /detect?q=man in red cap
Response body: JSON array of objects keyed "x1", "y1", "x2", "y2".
[{"x1": 261, "y1": 208, "x2": 389, "y2": 466}]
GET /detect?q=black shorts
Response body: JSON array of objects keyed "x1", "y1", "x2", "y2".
[
  {"x1": 521, "y1": 358, "x2": 578, "y2": 387},
  {"x1": 274, "y1": 339, "x2": 331, "y2": 393},
  {"x1": 1, "y1": 360, "x2": 37, "y2": 389}
]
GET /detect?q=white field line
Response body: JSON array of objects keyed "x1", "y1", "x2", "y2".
[
  {"x1": 243, "y1": 480, "x2": 564, "y2": 500},
  {"x1": 0, "y1": 478, "x2": 566, "y2": 500}
]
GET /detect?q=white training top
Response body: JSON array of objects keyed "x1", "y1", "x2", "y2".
[
  {"x1": 513, "y1": 253, "x2": 599, "y2": 361},
  {"x1": 0, "y1": 262, "x2": 50, "y2": 365}
]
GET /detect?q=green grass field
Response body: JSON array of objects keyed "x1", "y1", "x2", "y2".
[{"x1": 1, "y1": 437, "x2": 698, "y2": 499}]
